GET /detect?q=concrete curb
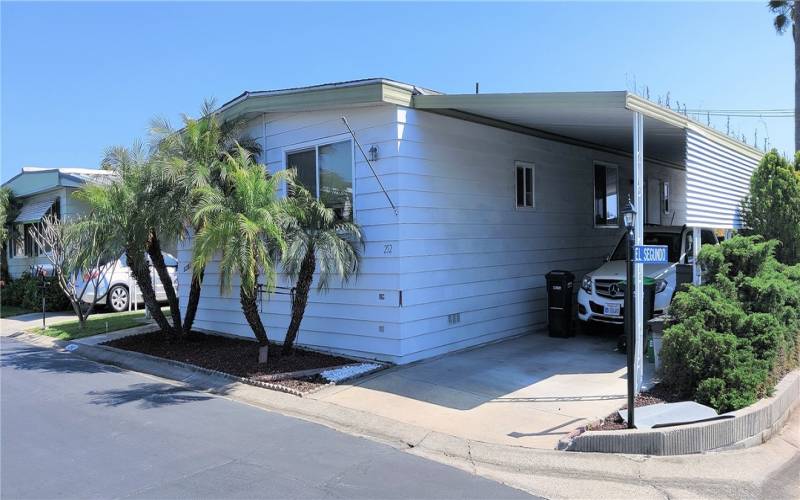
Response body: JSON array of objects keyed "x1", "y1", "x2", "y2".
[{"x1": 562, "y1": 370, "x2": 800, "y2": 455}]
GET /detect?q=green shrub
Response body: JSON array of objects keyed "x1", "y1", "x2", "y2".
[
  {"x1": 0, "y1": 272, "x2": 71, "y2": 312},
  {"x1": 662, "y1": 235, "x2": 800, "y2": 412},
  {"x1": 668, "y1": 285, "x2": 744, "y2": 334},
  {"x1": 741, "y1": 150, "x2": 800, "y2": 265},
  {"x1": 661, "y1": 317, "x2": 738, "y2": 397}
]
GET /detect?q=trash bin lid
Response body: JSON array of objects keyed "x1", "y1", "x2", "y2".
[{"x1": 615, "y1": 277, "x2": 656, "y2": 293}]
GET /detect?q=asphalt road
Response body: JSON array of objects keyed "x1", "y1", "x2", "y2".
[{"x1": 0, "y1": 337, "x2": 532, "y2": 499}]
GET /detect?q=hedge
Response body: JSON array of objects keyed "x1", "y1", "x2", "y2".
[
  {"x1": 661, "y1": 235, "x2": 800, "y2": 412},
  {"x1": 1, "y1": 272, "x2": 72, "y2": 312}
]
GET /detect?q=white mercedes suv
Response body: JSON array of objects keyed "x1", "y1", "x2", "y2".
[{"x1": 576, "y1": 226, "x2": 718, "y2": 328}]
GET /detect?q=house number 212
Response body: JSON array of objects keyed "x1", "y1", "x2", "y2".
[{"x1": 383, "y1": 244, "x2": 393, "y2": 255}]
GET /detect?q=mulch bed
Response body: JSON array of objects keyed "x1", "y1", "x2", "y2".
[
  {"x1": 104, "y1": 332, "x2": 354, "y2": 394},
  {"x1": 592, "y1": 384, "x2": 684, "y2": 431}
]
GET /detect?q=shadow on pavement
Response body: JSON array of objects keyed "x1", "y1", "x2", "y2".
[
  {"x1": 87, "y1": 382, "x2": 213, "y2": 409},
  {"x1": 0, "y1": 340, "x2": 123, "y2": 375}
]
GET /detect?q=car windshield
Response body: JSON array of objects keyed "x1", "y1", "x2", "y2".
[{"x1": 610, "y1": 232, "x2": 682, "y2": 262}]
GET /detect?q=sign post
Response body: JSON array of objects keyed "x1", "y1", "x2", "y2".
[{"x1": 628, "y1": 243, "x2": 668, "y2": 427}]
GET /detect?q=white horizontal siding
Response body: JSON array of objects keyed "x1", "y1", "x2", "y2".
[
  {"x1": 182, "y1": 103, "x2": 690, "y2": 365},
  {"x1": 181, "y1": 104, "x2": 406, "y2": 363},
  {"x1": 394, "y1": 108, "x2": 686, "y2": 360},
  {"x1": 685, "y1": 130, "x2": 760, "y2": 228}
]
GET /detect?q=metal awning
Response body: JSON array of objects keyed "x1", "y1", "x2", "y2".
[
  {"x1": 413, "y1": 92, "x2": 761, "y2": 168},
  {"x1": 14, "y1": 198, "x2": 58, "y2": 223}
]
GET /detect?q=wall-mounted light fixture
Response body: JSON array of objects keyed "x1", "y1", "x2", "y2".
[{"x1": 368, "y1": 145, "x2": 378, "y2": 162}]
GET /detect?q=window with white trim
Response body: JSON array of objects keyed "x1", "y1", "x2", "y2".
[
  {"x1": 515, "y1": 162, "x2": 534, "y2": 208},
  {"x1": 594, "y1": 162, "x2": 619, "y2": 227},
  {"x1": 286, "y1": 140, "x2": 354, "y2": 221}
]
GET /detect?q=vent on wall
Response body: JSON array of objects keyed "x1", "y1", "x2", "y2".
[{"x1": 447, "y1": 313, "x2": 461, "y2": 325}]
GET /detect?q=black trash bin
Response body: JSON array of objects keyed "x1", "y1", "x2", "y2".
[{"x1": 545, "y1": 270, "x2": 575, "y2": 338}]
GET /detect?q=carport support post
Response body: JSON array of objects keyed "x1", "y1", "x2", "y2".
[
  {"x1": 633, "y1": 111, "x2": 645, "y2": 394},
  {"x1": 692, "y1": 226, "x2": 702, "y2": 285}
]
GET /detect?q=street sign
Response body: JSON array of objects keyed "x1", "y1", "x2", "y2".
[{"x1": 633, "y1": 245, "x2": 669, "y2": 264}]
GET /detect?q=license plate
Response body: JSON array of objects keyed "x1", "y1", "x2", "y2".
[{"x1": 604, "y1": 303, "x2": 621, "y2": 316}]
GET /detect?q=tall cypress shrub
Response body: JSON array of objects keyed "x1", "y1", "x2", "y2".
[{"x1": 742, "y1": 150, "x2": 800, "y2": 265}]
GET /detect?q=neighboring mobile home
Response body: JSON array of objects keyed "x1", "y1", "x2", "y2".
[
  {"x1": 181, "y1": 78, "x2": 762, "y2": 364},
  {"x1": 2, "y1": 167, "x2": 117, "y2": 278}
]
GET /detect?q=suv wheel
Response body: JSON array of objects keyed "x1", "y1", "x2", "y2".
[{"x1": 108, "y1": 285, "x2": 129, "y2": 312}]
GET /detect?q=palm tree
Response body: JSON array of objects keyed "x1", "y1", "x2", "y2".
[
  {"x1": 0, "y1": 187, "x2": 21, "y2": 284},
  {"x1": 191, "y1": 146, "x2": 285, "y2": 364},
  {"x1": 280, "y1": 183, "x2": 363, "y2": 356},
  {"x1": 149, "y1": 99, "x2": 263, "y2": 333},
  {"x1": 769, "y1": 0, "x2": 800, "y2": 151},
  {"x1": 77, "y1": 144, "x2": 178, "y2": 338}
]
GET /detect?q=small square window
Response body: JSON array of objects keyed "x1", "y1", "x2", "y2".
[{"x1": 515, "y1": 162, "x2": 534, "y2": 208}]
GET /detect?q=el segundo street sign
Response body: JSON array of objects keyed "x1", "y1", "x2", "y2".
[{"x1": 633, "y1": 245, "x2": 669, "y2": 264}]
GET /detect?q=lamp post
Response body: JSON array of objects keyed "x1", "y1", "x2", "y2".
[{"x1": 622, "y1": 197, "x2": 637, "y2": 429}]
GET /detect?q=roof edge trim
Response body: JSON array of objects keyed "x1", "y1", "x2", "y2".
[
  {"x1": 625, "y1": 94, "x2": 762, "y2": 161},
  {"x1": 216, "y1": 79, "x2": 426, "y2": 118}
]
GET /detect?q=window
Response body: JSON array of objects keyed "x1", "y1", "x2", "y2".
[
  {"x1": 7, "y1": 200, "x2": 60, "y2": 258},
  {"x1": 594, "y1": 162, "x2": 619, "y2": 227},
  {"x1": 662, "y1": 181, "x2": 670, "y2": 214},
  {"x1": 287, "y1": 140, "x2": 354, "y2": 221},
  {"x1": 9, "y1": 224, "x2": 25, "y2": 258},
  {"x1": 515, "y1": 162, "x2": 534, "y2": 208},
  {"x1": 6, "y1": 223, "x2": 39, "y2": 258},
  {"x1": 23, "y1": 223, "x2": 39, "y2": 257}
]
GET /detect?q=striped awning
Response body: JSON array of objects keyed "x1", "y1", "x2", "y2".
[{"x1": 14, "y1": 198, "x2": 58, "y2": 223}]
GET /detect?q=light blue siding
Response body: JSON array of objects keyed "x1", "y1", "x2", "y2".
[{"x1": 391, "y1": 108, "x2": 687, "y2": 362}]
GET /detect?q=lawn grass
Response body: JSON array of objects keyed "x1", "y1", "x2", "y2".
[
  {"x1": 29, "y1": 308, "x2": 158, "y2": 341},
  {"x1": 1, "y1": 305, "x2": 35, "y2": 318}
]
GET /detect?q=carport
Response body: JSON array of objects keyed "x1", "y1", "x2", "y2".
[{"x1": 413, "y1": 91, "x2": 763, "y2": 391}]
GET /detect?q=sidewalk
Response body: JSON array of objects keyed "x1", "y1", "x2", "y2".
[{"x1": 1, "y1": 311, "x2": 76, "y2": 337}]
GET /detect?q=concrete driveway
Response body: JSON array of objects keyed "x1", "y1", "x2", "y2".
[{"x1": 313, "y1": 333, "x2": 643, "y2": 449}]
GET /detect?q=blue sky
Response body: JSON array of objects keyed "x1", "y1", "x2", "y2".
[{"x1": 1, "y1": 1, "x2": 793, "y2": 182}]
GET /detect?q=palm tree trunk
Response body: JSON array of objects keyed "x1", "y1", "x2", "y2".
[
  {"x1": 126, "y1": 247, "x2": 174, "y2": 338},
  {"x1": 283, "y1": 249, "x2": 315, "y2": 356},
  {"x1": 182, "y1": 266, "x2": 204, "y2": 333},
  {"x1": 0, "y1": 241, "x2": 9, "y2": 284},
  {"x1": 240, "y1": 283, "x2": 269, "y2": 364},
  {"x1": 147, "y1": 234, "x2": 183, "y2": 338}
]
